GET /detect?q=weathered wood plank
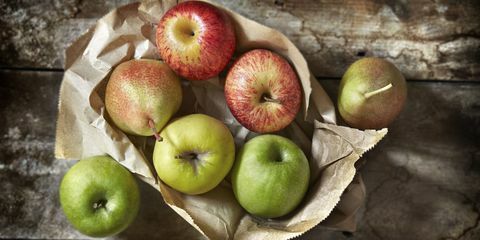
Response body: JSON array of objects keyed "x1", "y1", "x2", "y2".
[
  {"x1": 320, "y1": 78, "x2": 480, "y2": 239},
  {"x1": 1, "y1": 70, "x2": 479, "y2": 239},
  {"x1": 0, "y1": 0, "x2": 479, "y2": 80},
  {"x1": 0, "y1": 70, "x2": 344, "y2": 239},
  {"x1": 0, "y1": 70, "x2": 203, "y2": 239},
  {"x1": 0, "y1": 0, "x2": 134, "y2": 69},
  {"x1": 217, "y1": 0, "x2": 480, "y2": 81}
]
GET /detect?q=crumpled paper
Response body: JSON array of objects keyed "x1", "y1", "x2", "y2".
[{"x1": 54, "y1": 1, "x2": 387, "y2": 239}]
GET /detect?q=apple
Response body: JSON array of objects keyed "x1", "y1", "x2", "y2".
[
  {"x1": 231, "y1": 135, "x2": 310, "y2": 218},
  {"x1": 59, "y1": 155, "x2": 140, "y2": 237},
  {"x1": 156, "y1": 1, "x2": 236, "y2": 81},
  {"x1": 338, "y1": 57, "x2": 407, "y2": 129},
  {"x1": 153, "y1": 114, "x2": 235, "y2": 195},
  {"x1": 105, "y1": 59, "x2": 182, "y2": 140},
  {"x1": 224, "y1": 49, "x2": 302, "y2": 133}
]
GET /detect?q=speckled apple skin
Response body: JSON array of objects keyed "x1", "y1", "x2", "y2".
[
  {"x1": 338, "y1": 57, "x2": 407, "y2": 129},
  {"x1": 231, "y1": 135, "x2": 310, "y2": 218},
  {"x1": 105, "y1": 59, "x2": 182, "y2": 136},
  {"x1": 224, "y1": 49, "x2": 302, "y2": 133},
  {"x1": 59, "y1": 156, "x2": 140, "y2": 237},
  {"x1": 156, "y1": 1, "x2": 236, "y2": 81},
  {"x1": 153, "y1": 114, "x2": 235, "y2": 195}
]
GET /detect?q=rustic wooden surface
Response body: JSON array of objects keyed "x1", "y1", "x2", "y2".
[
  {"x1": 1, "y1": 70, "x2": 479, "y2": 239},
  {"x1": 1, "y1": 0, "x2": 480, "y2": 239},
  {"x1": 0, "y1": 0, "x2": 479, "y2": 80}
]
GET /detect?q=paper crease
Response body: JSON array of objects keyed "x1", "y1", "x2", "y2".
[{"x1": 54, "y1": 1, "x2": 387, "y2": 239}]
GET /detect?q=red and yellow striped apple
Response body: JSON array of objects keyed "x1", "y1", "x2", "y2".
[
  {"x1": 224, "y1": 49, "x2": 302, "y2": 133},
  {"x1": 105, "y1": 59, "x2": 182, "y2": 139},
  {"x1": 156, "y1": 1, "x2": 236, "y2": 81}
]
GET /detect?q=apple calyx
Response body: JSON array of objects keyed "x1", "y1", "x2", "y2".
[
  {"x1": 174, "y1": 151, "x2": 207, "y2": 175},
  {"x1": 175, "y1": 152, "x2": 200, "y2": 161},
  {"x1": 364, "y1": 83, "x2": 393, "y2": 99},
  {"x1": 261, "y1": 93, "x2": 281, "y2": 104},
  {"x1": 92, "y1": 199, "x2": 107, "y2": 210},
  {"x1": 148, "y1": 119, "x2": 163, "y2": 142}
]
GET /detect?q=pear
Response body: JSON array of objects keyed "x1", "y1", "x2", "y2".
[
  {"x1": 338, "y1": 57, "x2": 407, "y2": 129},
  {"x1": 105, "y1": 59, "x2": 182, "y2": 139}
]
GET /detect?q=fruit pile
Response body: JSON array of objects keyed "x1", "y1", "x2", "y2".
[{"x1": 59, "y1": 1, "x2": 406, "y2": 238}]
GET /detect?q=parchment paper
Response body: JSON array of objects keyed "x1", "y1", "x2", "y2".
[{"x1": 55, "y1": 1, "x2": 387, "y2": 239}]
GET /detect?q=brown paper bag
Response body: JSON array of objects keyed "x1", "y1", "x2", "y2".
[{"x1": 55, "y1": 1, "x2": 387, "y2": 239}]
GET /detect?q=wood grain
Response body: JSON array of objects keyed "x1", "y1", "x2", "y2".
[
  {"x1": 217, "y1": 0, "x2": 480, "y2": 81},
  {"x1": 0, "y1": 0, "x2": 479, "y2": 80},
  {"x1": 1, "y1": 70, "x2": 479, "y2": 239},
  {"x1": 0, "y1": 70, "x2": 204, "y2": 239}
]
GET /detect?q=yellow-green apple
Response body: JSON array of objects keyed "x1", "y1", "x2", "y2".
[
  {"x1": 105, "y1": 59, "x2": 182, "y2": 140},
  {"x1": 225, "y1": 49, "x2": 301, "y2": 133},
  {"x1": 59, "y1": 155, "x2": 140, "y2": 237},
  {"x1": 338, "y1": 57, "x2": 407, "y2": 129},
  {"x1": 156, "y1": 1, "x2": 236, "y2": 81},
  {"x1": 153, "y1": 114, "x2": 235, "y2": 195},
  {"x1": 231, "y1": 135, "x2": 310, "y2": 218}
]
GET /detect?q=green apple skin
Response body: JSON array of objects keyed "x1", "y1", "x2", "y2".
[
  {"x1": 59, "y1": 156, "x2": 140, "y2": 237},
  {"x1": 338, "y1": 57, "x2": 407, "y2": 129},
  {"x1": 231, "y1": 135, "x2": 310, "y2": 218},
  {"x1": 153, "y1": 114, "x2": 235, "y2": 195}
]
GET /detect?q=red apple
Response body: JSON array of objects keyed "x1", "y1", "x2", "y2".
[
  {"x1": 225, "y1": 49, "x2": 302, "y2": 133},
  {"x1": 156, "y1": 1, "x2": 236, "y2": 81}
]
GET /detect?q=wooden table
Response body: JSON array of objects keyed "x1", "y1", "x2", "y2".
[{"x1": 1, "y1": 1, "x2": 479, "y2": 239}]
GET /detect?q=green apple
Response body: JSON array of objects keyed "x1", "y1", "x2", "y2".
[
  {"x1": 338, "y1": 57, "x2": 407, "y2": 129},
  {"x1": 59, "y1": 155, "x2": 140, "y2": 237},
  {"x1": 231, "y1": 135, "x2": 310, "y2": 218},
  {"x1": 153, "y1": 114, "x2": 235, "y2": 195}
]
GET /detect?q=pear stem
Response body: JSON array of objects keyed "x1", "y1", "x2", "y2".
[
  {"x1": 148, "y1": 119, "x2": 163, "y2": 142},
  {"x1": 364, "y1": 83, "x2": 393, "y2": 99},
  {"x1": 263, "y1": 95, "x2": 280, "y2": 103}
]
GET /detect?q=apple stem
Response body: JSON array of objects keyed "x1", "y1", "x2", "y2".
[
  {"x1": 148, "y1": 119, "x2": 163, "y2": 142},
  {"x1": 263, "y1": 95, "x2": 281, "y2": 104},
  {"x1": 364, "y1": 83, "x2": 393, "y2": 99}
]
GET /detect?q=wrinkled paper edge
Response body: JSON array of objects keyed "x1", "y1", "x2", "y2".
[{"x1": 53, "y1": 1, "x2": 388, "y2": 240}]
